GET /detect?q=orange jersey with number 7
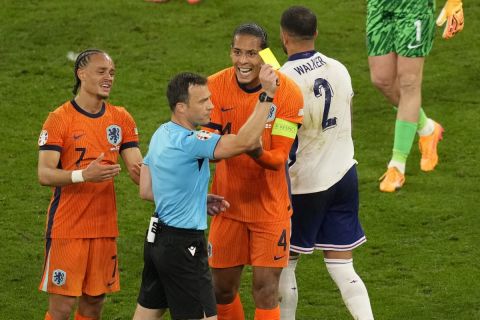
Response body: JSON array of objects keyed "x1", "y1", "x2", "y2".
[
  {"x1": 38, "y1": 100, "x2": 139, "y2": 238},
  {"x1": 206, "y1": 67, "x2": 303, "y2": 223}
]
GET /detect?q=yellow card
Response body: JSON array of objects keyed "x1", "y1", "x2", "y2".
[{"x1": 259, "y1": 48, "x2": 281, "y2": 70}]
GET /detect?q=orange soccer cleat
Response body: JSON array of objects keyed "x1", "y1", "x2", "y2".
[
  {"x1": 419, "y1": 122, "x2": 444, "y2": 172},
  {"x1": 379, "y1": 167, "x2": 405, "y2": 192}
]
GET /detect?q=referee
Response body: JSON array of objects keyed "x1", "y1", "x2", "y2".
[{"x1": 133, "y1": 68, "x2": 279, "y2": 320}]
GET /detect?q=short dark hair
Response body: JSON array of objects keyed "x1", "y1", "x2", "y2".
[
  {"x1": 281, "y1": 6, "x2": 317, "y2": 40},
  {"x1": 167, "y1": 72, "x2": 208, "y2": 111},
  {"x1": 231, "y1": 23, "x2": 268, "y2": 49},
  {"x1": 72, "y1": 49, "x2": 107, "y2": 95}
]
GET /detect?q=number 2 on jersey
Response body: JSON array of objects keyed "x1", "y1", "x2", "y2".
[{"x1": 313, "y1": 78, "x2": 337, "y2": 131}]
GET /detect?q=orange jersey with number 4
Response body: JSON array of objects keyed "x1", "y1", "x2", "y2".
[
  {"x1": 207, "y1": 67, "x2": 303, "y2": 222},
  {"x1": 38, "y1": 100, "x2": 139, "y2": 238}
]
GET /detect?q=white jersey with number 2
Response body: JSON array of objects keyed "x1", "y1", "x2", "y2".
[{"x1": 280, "y1": 51, "x2": 356, "y2": 194}]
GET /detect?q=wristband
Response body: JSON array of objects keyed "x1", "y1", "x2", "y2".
[{"x1": 71, "y1": 170, "x2": 85, "y2": 183}]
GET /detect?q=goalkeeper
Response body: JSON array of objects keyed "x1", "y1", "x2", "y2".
[{"x1": 366, "y1": 0, "x2": 464, "y2": 192}]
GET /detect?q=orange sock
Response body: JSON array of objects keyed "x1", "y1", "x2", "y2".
[
  {"x1": 254, "y1": 305, "x2": 280, "y2": 320},
  {"x1": 44, "y1": 312, "x2": 53, "y2": 320},
  {"x1": 74, "y1": 311, "x2": 97, "y2": 320},
  {"x1": 217, "y1": 293, "x2": 245, "y2": 320}
]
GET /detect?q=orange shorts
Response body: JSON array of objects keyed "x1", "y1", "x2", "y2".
[
  {"x1": 38, "y1": 238, "x2": 119, "y2": 296},
  {"x1": 208, "y1": 215, "x2": 290, "y2": 268}
]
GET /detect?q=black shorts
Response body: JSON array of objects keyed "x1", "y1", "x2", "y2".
[{"x1": 137, "y1": 224, "x2": 216, "y2": 319}]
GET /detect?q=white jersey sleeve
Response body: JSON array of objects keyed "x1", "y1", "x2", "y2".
[{"x1": 280, "y1": 51, "x2": 357, "y2": 194}]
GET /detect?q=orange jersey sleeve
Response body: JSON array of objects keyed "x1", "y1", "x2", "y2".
[
  {"x1": 39, "y1": 101, "x2": 139, "y2": 238},
  {"x1": 207, "y1": 68, "x2": 303, "y2": 223},
  {"x1": 253, "y1": 135, "x2": 293, "y2": 171}
]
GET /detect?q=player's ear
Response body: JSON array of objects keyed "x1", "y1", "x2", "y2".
[
  {"x1": 77, "y1": 68, "x2": 86, "y2": 81},
  {"x1": 280, "y1": 30, "x2": 290, "y2": 46},
  {"x1": 176, "y1": 102, "x2": 187, "y2": 113}
]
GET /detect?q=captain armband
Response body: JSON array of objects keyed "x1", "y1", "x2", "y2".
[{"x1": 271, "y1": 118, "x2": 298, "y2": 139}]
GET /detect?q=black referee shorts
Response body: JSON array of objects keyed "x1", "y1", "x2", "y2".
[{"x1": 137, "y1": 224, "x2": 216, "y2": 319}]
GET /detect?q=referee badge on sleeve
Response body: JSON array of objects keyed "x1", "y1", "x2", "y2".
[{"x1": 196, "y1": 130, "x2": 212, "y2": 140}]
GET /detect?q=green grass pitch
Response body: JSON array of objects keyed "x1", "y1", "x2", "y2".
[{"x1": 0, "y1": 0, "x2": 479, "y2": 319}]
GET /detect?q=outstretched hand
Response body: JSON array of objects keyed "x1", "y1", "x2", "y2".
[
  {"x1": 82, "y1": 153, "x2": 121, "y2": 182},
  {"x1": 207, "y1": 194, "x2": 230, "y2": 216}
]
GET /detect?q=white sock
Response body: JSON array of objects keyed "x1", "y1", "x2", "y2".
[
  {"x1": 325, "y1": 258, "x2": 374, "y2": 320},
  {"x1": 279, "y1": 255, "x2": 299, "y2": 320},
  {"x1": 417, "y1": 118, "x2": 435, "y2": 136},
  {"x1": 387, "y1": 160, "x2": 405, "y2": 174}
]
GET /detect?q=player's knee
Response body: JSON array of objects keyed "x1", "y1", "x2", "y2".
[
  {"x1": 49, "y1": 301, "x2": 76, "y2": 320},
  {"x1": 214, "y1": 287, "x2": 237, "y2": 305},
  {"x1": 370, "y1": 71, "x2": 396, "y2": 90},
  {"x1": 48, "y1": 294, "x2": 77, "y2": 319},
  {"x1": 397, "y1": 73, "x2": 421, "y2": 92},
  {"x1": 370, "y1": 72, "x2": 395, "y2": 91},
  {"x1": 77, "y1": 294, "x2": 105, "y2": 318},
  {"x1": 82, "y1": 294, "x2": 105, "y2": 307},
  {"x1": 252, "y1": 281, "x2": 279, "y2": 307}
]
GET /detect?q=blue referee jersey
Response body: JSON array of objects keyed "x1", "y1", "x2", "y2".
[{"x1": 143, "y1": 121, "x2": 220, "y2": 230}]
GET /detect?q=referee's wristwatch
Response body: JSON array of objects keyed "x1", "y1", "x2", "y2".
[{"x1": 259, "y1": 92, "x2": 274, "y2": 103}]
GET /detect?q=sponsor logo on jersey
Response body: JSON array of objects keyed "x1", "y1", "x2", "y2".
[
  {"x1": 221, "y1": 107, "x2": 234, "y2": 112},
  {"x1": 267, "y1": 104, "x2": 277, "y2": 122},
  {"x1": 273, "y1": 255, "x2": 285, "y2": 261},
  {"x1": 38, "y1": 130, "x2": 48, "y2": 146},
  {"x1": 187, "y1": 245, "x2": 197, "y2": 256},
  {"x1": 52, "y1": 269, "x2": 66, "y2": 286},
  {"x1": 407, "y1": 42, "x2": 423, "y2": 49},
  {"x1": 196, "y1": 130, "x2": 212, "y2": 140},
  {"x1": 106, "y1": 125, "x2": 122, "y2": 146},
  {"x1": 73, "y1": 131, "x2": 85, "y2": 140}
]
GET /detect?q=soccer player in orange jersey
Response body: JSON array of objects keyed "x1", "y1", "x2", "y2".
[
  {"x1": 204, "y1": 24, "x2": 304, "y2": 320},
  {"x1": 37, "y1": 49, "x2": 143, "y2": 320}
]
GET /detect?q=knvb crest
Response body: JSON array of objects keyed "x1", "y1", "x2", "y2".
[
  {"x1": 52, "y1": 269, "x2": 66, "y2": 286},
  {"x1": 106, "y1": 125, "x2": 122, "y2": 146}
]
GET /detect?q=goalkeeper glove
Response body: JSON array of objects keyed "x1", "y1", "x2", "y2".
[{"x1": 436, "y1": 0, "x2": 464, "y2": 39}]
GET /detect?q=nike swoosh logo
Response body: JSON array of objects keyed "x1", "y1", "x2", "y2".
[
  {"x1": 221, "y1": 107, "x2": 234, "y2": 112},
  {"x1": 73, "y1": 134, "x2": 85, "y2": 140},
  {"x1": 273, "y1": 255, "x2": 285, "y2": 261},
  {"x1": 107, "y1": 280, "x2": 116, "y2": 286},
  {"x1": 407, "y1": 42, "x2": 423, "y2": 49}
]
